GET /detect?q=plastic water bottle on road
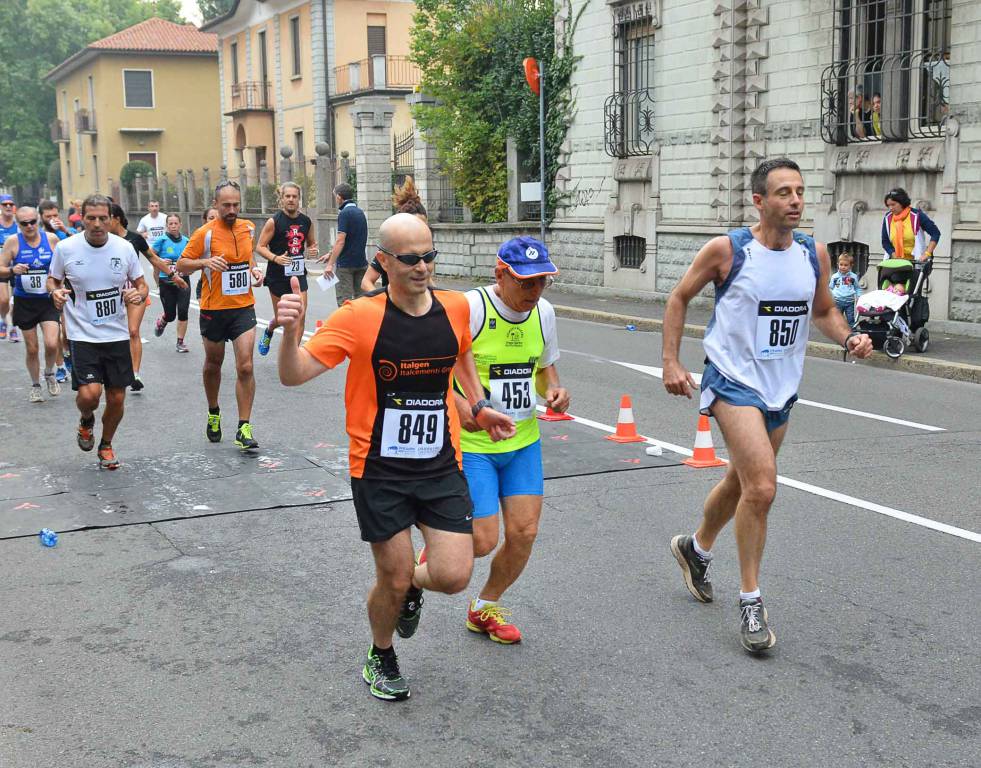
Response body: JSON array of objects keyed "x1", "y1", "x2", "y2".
[{"x1": 39, "y1": 528, "x2": 58, "y2": 547}]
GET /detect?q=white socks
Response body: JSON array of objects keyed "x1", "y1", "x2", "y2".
[
  {"x1": 740, "y1": 588, "x2": 761, "y2": 602},
  {"x1": 472, "y1": 598, "x2": 495, "y2": 611},
  {"x1": 692, "y1": 534, "x2": 712, "y2": 560}
]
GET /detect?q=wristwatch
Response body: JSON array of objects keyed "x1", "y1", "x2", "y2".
[{"x1": 471, "y1": 399, "x2": 493, "y2": 419}]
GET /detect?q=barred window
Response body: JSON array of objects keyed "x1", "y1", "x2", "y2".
[
  {"x1": 604, "y1": 11, "x2": 655, "y2": 158},
  {"x1": 614, "y1": 235, "x2": 646, "y2": 269},
  {"x1": 821, "y1": 0, "x2": 951, "y2": 145}
]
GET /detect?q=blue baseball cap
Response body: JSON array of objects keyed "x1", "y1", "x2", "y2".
[
  {"x1": 497, "y1": 236, "x2": 557, "y2": 278},
  {"x1": 0, "y1": 194, "x2": 13, "y2": 204}
]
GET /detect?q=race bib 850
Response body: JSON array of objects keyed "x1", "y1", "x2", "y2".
[{"x1": 755, "y1": 300, "x2": 808, "y2": 360}]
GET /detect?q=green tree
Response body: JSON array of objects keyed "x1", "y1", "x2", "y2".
[
  {"x1": 410, "y1": 0, "x2": 580, "y2": 223},
  {"x1": 197, "y1": 0, "x2": 234, "y2": 22},
  {"x1": 0, "y1": 0, "x2": 184, "y2": 189}
]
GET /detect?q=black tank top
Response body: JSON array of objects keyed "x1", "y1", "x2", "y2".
[{"x1": 265, "y1": 210, "x2": 312, "y2": 282}]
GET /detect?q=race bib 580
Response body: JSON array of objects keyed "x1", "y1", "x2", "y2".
[{"x1": 221, "y1": 263, "x2": 251, "y2": 295}]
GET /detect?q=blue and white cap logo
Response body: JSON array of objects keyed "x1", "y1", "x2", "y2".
[{"x1": 525, "y1": 246, "x2": 539, "y2": 260}]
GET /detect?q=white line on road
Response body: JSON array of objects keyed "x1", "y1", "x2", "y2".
[
  {"x1": 609, "y1": 360, "x2": 946, "y2": 432},
  {"x1": 537, "y1": 405, "x2": 980, "y2": 544},
  {"x1": 148, "y1": 289, "x2": 974, "y2": 542}
]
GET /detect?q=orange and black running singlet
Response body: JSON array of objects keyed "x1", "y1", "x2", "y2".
[{"x1": 303, "y1": 288, "x2": 472, "y2": 480}]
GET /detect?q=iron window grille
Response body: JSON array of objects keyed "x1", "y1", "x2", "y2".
[
  {"x1": 828, "y1": 241, "x2": 871, "y2": 282},
  {"x1": 604, "y1": 11, "x2": 656, "y2": 158},
  {"x1": 821, "y1": 0, "x2": 951, "y2": 145},
  {"x1": 615, "y1": 235, "x2": 646, "y2": 269}
]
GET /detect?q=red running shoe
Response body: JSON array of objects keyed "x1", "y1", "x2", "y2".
[
  {"x1": 98, "y1": 444, "x2": 120, "y2": 470},
  {"x1": 466, "y1": 602, "x2": 522, "y2": 644}
]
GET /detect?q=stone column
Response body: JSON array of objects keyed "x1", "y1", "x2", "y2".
[
  {"x1": 350, "y1": 96, "x2": 396, "y2": 241},
  {"x1": 186, "y1": 169, "x2": 197, "y2": 212},
  {"x1": 406, "y1": 91, "x2": 440, "y2": 220},
  {"x1": 314, "y1": 143, "x2": 332, "y2": 214},
  {"x1": 279, "y1": 146, "x2": 294, "y2": 183},
  {"x1": 259, "y1": 161, "x2": 269, "y2": 213}
]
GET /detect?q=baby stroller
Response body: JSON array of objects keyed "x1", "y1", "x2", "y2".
[{"x1": 853, "y1": 257, "x2": 933, "y2": 359}]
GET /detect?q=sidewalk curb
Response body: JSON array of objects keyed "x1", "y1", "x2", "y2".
[{"x1": 553, "y1": 304, "x2": 981, "y2": 385}]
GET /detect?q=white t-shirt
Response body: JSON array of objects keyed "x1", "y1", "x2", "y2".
[
  {"x1": 137, "y1": 213, "x2": 167, "y2": 241},
  {"x1": 50, "y1": 232, "x2": 143, "y2": 343},
  {"x1": 466, "y1": 285, "x2": 560, "y2": 368}
]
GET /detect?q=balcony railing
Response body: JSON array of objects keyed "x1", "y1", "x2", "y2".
[
  {"x1": 229, "y1": 81, "x2": 272, "y2": 112},
  {"x1": 334, "y1": 55, "x2": 420, "y2": 96},
  {"x1": 604, "y1": 88, "x2": 656, "y2": 158},
  {"x1": 820, "y1": 51, "x2": 948, "y2": 145},
  {"x1": 75, "y1": 108, "x2": 97, "y2": 134},
  {"x1": 50, "y1": 119, "x2": 71, "y2": 143}
]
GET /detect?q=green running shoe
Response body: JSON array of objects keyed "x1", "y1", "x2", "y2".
[
  {"x1": 362, "y1": 647, "x2": 410, "y2": 701},
  {"x1": 234, "y1": 421, "x2": 259, "y2": 450},
  {"x1": 206, "y1": 412, "x2": 222, "y2": 443}
]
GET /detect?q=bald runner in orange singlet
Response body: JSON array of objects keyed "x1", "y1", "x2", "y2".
[{"x1": 277, "y1": 212, "x2": 514, "y2": 702}]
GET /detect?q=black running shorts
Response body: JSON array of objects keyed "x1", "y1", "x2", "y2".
[
  {"x1": 69, "y1": 339, "x2": 134, "y2": 391},
  {"x1": 266, "y1": 274, "x2": 308, "y2": 297},
  {"x1": 12, "y1": 296, "x2": 60, "y2": 330},
  {"x1": 199, "y1": 306, "x2": 257, "y2": 343},
  {"x1": 350, "y1": 470, "x2": 474, "y2": 543}
]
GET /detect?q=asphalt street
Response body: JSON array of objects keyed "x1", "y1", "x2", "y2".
[{"x1": 1, "y1": 263, "x2": 979, "y2": 767}]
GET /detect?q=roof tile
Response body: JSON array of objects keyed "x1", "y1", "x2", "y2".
[{"x1": 88, "y1": 17, "x2": 217, "y2": 54}]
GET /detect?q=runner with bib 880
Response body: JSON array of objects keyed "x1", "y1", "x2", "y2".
[{"x1": 662, "y1": 158, "x2": 872, "y2": 653}]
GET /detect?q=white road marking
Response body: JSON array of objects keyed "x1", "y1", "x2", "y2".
[
  {"x1": 537, "y1": 405, "x2": 980, "y2": 543},
  {"x1": 610, "y1": 360, "x2": 946, "y2": 432}
]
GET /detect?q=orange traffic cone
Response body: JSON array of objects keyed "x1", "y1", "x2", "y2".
[
  {"x1": 538, "y1": 406, "x2": 573, "y2": 422},
  {"x1": 683, "y1": 415, "x2": 726, "y2": 468},
  {"x1": 606, "y1": 395, "x2": 646, "y2": 443}
]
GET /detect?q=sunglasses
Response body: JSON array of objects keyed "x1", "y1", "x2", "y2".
[
  {"x1": 378, "y1": 246, "x2": 438, "y2": 267},
  {"x1": 508, "y1": 272, "x2": 554, "y2": 291},
  {"x1": 1, "y1": 202, "x2": 14, "y2": 207},
  {"x1": 214, "y1": 179, "x2": 241, "y2": 195},
  {"x1": 18, "y1": 219, "x2": 38, "y2": 227}
]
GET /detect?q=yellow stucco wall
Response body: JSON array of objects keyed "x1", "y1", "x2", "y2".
[
  {"x1": 53, "y1": 52, "x2": 221, "y2": 204},
  {"x1": 215, "y1": 0, "x2": 417, "y2": 174},
  {"x1": 333, "y1": 0, "x2": 414, "y2": 69}
]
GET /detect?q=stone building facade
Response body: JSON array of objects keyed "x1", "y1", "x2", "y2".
[{"x1": 554, "y1": 0, "x2": 981, "y2": 329}]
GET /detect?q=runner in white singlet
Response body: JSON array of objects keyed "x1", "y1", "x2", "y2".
[{"x1": 661, "y1": 158, "x2": 872, "y2": 653}]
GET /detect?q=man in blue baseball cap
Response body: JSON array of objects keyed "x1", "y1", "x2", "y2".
[
  {"x1": 0, "y1": 194, "x2": 19, "y2": 341},
  {"x1": 444, "y1": 235, "x2": 570, "y2": 644}
]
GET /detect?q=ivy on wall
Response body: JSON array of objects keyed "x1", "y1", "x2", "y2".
[{"x1": 411, "y1": 0, "x2": 582, "y2": 224}]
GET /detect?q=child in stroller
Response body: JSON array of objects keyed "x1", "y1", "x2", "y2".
[{"x1": 853, "y1": 257, "x2": 933, "y2": 358}]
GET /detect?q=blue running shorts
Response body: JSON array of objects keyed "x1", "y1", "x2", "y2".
[
  {"x1": 699, "y1": 362, "x2": 796, "y2": 434},
  {"x1": 461, "y1": 439, "x2": 545, "y2": 519}
]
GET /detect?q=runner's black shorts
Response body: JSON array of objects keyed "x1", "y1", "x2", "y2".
[
  {"x1": 69, "y1": 339, "x2": 134, "y2": 391},
  {"x1": 266, "y1": 274, "x2": 308, "y2": 297},
  {"x1": 12, "y1": 296, "x2": 60, "y2": 330},
  {"x1": 199, "y1": 306, "x2": 256, "y2": 343},
  {"x1": 351, "y1": 470, "x2": 474, "y2": 543}
]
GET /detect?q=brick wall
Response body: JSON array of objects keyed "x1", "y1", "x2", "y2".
[
  {"x1": 654, "y1": 233, "x2": 712, "y2": 294},
  {"x1": 950, "y1": 240, "x2": 981, "y2": 322},
  {"x1": 430, "y1": 223, "x2": 604, "y2": 287}
]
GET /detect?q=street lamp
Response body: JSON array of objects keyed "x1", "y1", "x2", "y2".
[{"x1": 523, "y1": 57, "x2": 545, "y2": 244}]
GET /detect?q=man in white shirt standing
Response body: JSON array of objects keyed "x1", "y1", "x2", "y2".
[
  {"x1": 136, "y1": 200, "x2": 167, "y2": 242},
  {"x1": 137, "y1": 200, "x2": 167, "y2": 288},
  {"x1": 49, "y1": 194, "x2": 149, "y2": 470}
]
